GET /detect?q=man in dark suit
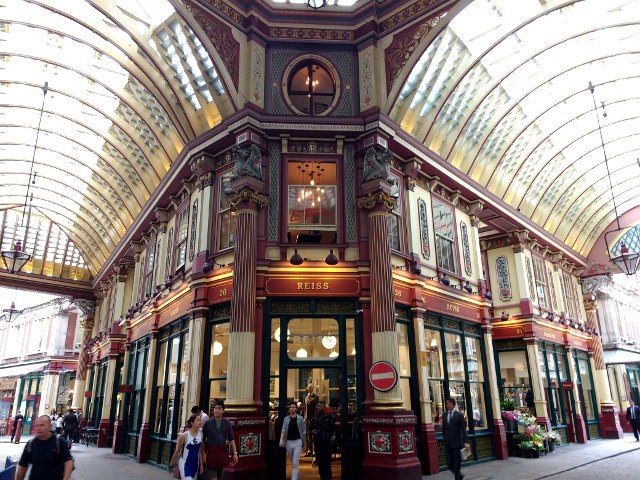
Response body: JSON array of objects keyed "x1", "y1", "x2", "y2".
[
  {"x1": 626, "y1": 401, "x2": 640, "y2": 442},
  {"x1": 442, "y1": 397, "x2": 469, "y2": 480}
]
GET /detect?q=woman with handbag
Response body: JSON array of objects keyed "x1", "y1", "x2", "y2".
[
  {"x1": 202, "y1": 400, "x2": 238, "y2": 480},
  {"x1": 168, "y1": 413, "x2": 205, "y2": 480}
]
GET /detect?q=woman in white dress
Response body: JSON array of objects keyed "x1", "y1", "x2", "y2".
[{"x1": 168, "y1": 413, "x2": 204, "y2": 480}]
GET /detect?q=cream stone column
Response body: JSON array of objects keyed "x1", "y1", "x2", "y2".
[
  {"x1": 358, "y1": 186, "x2": 403, "y2": 406},
  {"x1": 182, "y1": 308, "x2": 207, "y2": 422},
  {"x1": 39, "y1": 372, "x2": 59, "y2": 416},
  {"x1": 225, "y1": 165, "x2": 267, "y2": 411},
  {"x1": 526, "y1": 340, "x2": 549, "y2": 425},
  {"x1": 484, "y1": 323, "x2": 508, "y2": 458},
  {"x1": 72, "y1": 301, "x2": 96, "y2": 409},
  {"x1": 190, "y1": 153, "x2": 216, "y2": 256},
  {"x1": 100, "y1": 355, "x2": 119, "y2": 419}
]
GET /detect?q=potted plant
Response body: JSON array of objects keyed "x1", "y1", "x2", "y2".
[
  {"x1": 548, "y1": 430, "x2": 561, "y2": 451},
  {"x1": 518, "y1": 440, "x2": 534, "y2": 458}
]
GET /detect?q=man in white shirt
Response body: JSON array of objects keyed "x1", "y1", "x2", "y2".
[{"x1": 192, "y1": 405, "x2": 208, "y2": 431}]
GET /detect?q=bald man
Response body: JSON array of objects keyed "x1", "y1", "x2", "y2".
[{"x1": 17, "y1": 415, "x2": 73, "y2": 480}]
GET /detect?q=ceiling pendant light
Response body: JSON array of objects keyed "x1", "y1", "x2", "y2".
[
  {"x1": 322, "y1": 335, "x2": 336, "y2": 349},
  {"x1": 213, "y1": 341, "x2": 223, "y2": 355},
  {"x1": 296, "y1": 348, "x2": 308, "y2": 358}
]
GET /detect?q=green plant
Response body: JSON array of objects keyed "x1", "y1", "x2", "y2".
[
  {"x1": 500, "y1": 398, "x2": 518, "y2": 411},
  {"x1": 513, "y1": 433, "x2": 528, "y2": 443},
  {"x1": 518, "y1": 440, "x2": 534, "y2": 450}
]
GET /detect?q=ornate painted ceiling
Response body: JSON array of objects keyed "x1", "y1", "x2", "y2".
[{"x1": 0, "y1": 0, "x2": 638, "y2": 285}]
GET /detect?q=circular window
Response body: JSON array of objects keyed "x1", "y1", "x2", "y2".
[{"x1": 284, "y1": 58, "x2": 339, "y2": 116}]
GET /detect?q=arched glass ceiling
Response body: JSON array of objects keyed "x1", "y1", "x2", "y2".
[
  {"x1": 0, "y1": 0, "x2": 231, "y2": 278},
  {"x1": 392, "y1": 0, "x2": 640, "y2": 257}
]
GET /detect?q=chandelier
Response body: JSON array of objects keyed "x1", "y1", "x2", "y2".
[{"x1": 588, "y1": 81, "x2": 639, "y2": 275}]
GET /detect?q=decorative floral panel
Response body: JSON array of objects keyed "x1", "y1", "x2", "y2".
[
  {"x1": 526, "y1": 256, "x2": 536, "y2": 299},
  {"x1": 548, "y1": 267, "x2": 558, "y2": 310},
  {"x1": 137, "y1": 255, "x2": 145, "y2": 301},
  {"x1": 239, "y1": 433, "x2": 261, "y2": 456},
  {"x1": 496, "y1": 256, "x2": 511, "y2": 301},
  {"x1": 398, "y1": 430, "x2": 414, "y2": 454},
  {"x1": 188, "y1": 199, "x2": 198, "y2": 261},
  {"x1": 418, "y1": 198, "x2": 430, "y2": 259},
  {"x1": 460, "y1": 221, "x2": 472, "y2": 275},
  {"x1": 368, "y1": 431, "x2": 392, "y2": 454},
  {"x1": 164, "y1": 227, "x2": 173, "y2": 280}
]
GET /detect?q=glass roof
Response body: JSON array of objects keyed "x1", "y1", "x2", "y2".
[
  {"x1": 393, "y1": 0, "x2": 640, "y2": 257},
  {"x1": 0, "y1": 0, "x2": 230, "y2": 278}
]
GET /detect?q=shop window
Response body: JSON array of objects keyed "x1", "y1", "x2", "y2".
[
  {"x1": 287, "y1": 161, "x2": 337, "y2": 243},
  {"x1": 174, "y1": 205, "x2": 189, "y2": 271},
  {"x1": 217, "y1": 170, "x2": 236, "y2": 251},
  {"x1": 388, "y1": 176, "x2": 402, "y2": 251},
  {"x1": 538, "y1": 343, "x2": 569, "y2": 427},
  {"x1": 424, "y1": 316, "x2": 488, "y2": 439},
  {"x1": 532, "y1": 256, "x2": 548, "y2": 309},
  {"x1": 152, "y1": 320, "x2": 189, "y2": 445},
  {"x1": 286, "y1": 61, "x2": 336, "y2": 116},
  {"x1": 144, "y1": 240, "x2": 156, "y2": 297},
  {"x1": 575, "y1": 355, "x2": 596, "y2": 421},
  {"x1": 497, "y1": 350, "x2": 532, "y2": 410},
  {"x1": 397, "y1": 322, "x2": 412, "y2": 410},
  {"x1": 126, "y1": 337, "x2": 149, "y2": 455},
  {"x1": 432, "y1": 198, "x2": 458, "y2": 273},
  {"x1": 207, "y1": 320, "x2": 230, "y2": 413},
  {"x1": 286, "y1": 318, "x2": 340, "y2": 360}
]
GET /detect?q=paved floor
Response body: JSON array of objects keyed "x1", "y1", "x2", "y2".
[{"x1": 1, "y1": 433, "x2": 639, "y2": 479}]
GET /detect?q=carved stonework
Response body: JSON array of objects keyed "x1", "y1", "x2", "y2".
[
  {"x1": 73, "y1": 299, "x2": 96, "y2": 315},
  {"x1": 80, "y1": 316, "x2": 95, "y2": 330},
  {"x1": 470, "y1": 214, "x2": 480, "y2": 228},
  {"x1": 526, "y1": 257, "x2": 536, "y2": 299},
  {"x1": 417, "y1": 198, "x2": 430, "y2": 259},
  {"x1": 183, "y1": 1, "x2": 239, "y2": 86},
  {"x1": 368, "y1": 431, "x2": 392, "y2": 454},
  {"x1": 198, "y1": 172, "x2": 213, "y2": 190},
  {"x1": 460, "y1": 222, "x2": 472, "y2": 276},
  {"x1": 362, "y1": 147, "x2": 392, "y2": 183},
  {"x1": 384, "y1": 9, "x2": 445, "y2": 93},
  {"x1": 581, "y1": 275, "x2": 611, "y2": 296},
  {"x1": 227, "y1": 188, "x2": 268, "y2": 211},
  {"x1": 233, "y1": 144, "x2": 263, "y2": 181},
  {"x1": 496, "y1": 256, "x2": 512, "y2": 301},
  {"x1": 357, "y1": 191, "x2": 397, "y2": 213},
  {"x1": 405, "y1": 177, "x2": 416, "y2": 191}
]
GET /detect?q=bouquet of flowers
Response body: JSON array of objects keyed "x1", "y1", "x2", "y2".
[
  {"x1": 547, "y1": 430, "x2": 561, "y2": 446},
  {"x1": 501, "y1": 410, "x2": 519, "y2": 421}
]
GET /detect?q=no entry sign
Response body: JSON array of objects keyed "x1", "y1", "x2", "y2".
[{"x1": 368, "y1": 361, "x2": 398, "y2": 392}]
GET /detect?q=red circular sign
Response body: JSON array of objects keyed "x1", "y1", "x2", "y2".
[{"x1": 368, "y1": 361, "x2": 398, "y2": 392}]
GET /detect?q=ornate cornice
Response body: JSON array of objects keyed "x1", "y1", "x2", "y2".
[
  {"x1": 73, "y1": 299, "x2": 96, "y2": 316},
  {"x1": 357, "y1": 191, "x2": 397, "y2": 212},
  {"x1": 227, "y1": 188, "x2": 268, "y2": 211}
]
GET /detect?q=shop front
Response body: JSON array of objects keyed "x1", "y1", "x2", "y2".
[
  {"x1": 16, "y1": 372, "x2": 43, "y2": 435},
  {"x1": 262, "y1": 290, "x2": 363, "y2": 480}
]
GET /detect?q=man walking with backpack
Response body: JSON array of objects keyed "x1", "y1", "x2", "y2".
[
  {"x1": 62, "y1": 408, "x2": 77, "y2": 444},
  {"x1": 17, "y1": 415, "x2": 73, "y2": 480}
]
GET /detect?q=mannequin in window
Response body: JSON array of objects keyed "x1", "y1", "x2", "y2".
[{"x1": 304, "y1": 386, "x2": 318, "y2": 457}]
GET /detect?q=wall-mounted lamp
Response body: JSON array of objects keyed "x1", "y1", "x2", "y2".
[
  {"x1": 203, "y1": 257, "x2": 226, "y2": 274},
  {"x1": 545, "y1": 312, "x2": 554, "y2": 322},
  {"x1": 290, "y1": 249, "x2": 303, "y2": 266},
  {"x1": 463, "y1": 281, "x2": 473, "y2": 293},
  {"x1": 325, "y1": 249, "x2": 338, "y2": 265},
  {"x1": 484, "y1": 291, "x2": 493, "y2": 302},
  {"x1": 439, "y1": 273, "x2": 450, "y2": 286},
  {"x1": 500, "y1": 312, "x2": 509, "y2": 321},
  {"x1": 2, "y1": 302, "x2": 22, "y2": 323}
]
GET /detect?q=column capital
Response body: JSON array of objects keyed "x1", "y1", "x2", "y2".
[
  {"x1": 73, "y1": 299, "x2": 96, "y2": 316},
  {"x1": 228, "y1": 187, "x2": 268, "y2": 211},
  {"x1": 470, "y1": 214, "x2": 480, "y2": 228},
  {"x1": 80, "y1": 316, "x2": 95, "y2": 330},
  {"x1": 357, "y1": 191, "x2": 396, "y2": 213}
]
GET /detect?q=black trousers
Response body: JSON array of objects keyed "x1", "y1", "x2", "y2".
[
  {"x1": 632, "y1": 420, "x2": 639, "y2": 441},
  {"x1": 315, "y1": 440, "x2": 332, "y2": 480},
  {"x1": 445, "y1": 445, "x2": 462, "y2": 480}
]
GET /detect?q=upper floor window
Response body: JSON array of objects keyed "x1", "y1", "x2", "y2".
[
  {"x1": 174, "y1": 205, "x2": 189, "y2": 271},
  {"x1": 217, "y1": 171, "x2": 236, "y2": 251},
  {"x1": 287, "y1": 160, "x2": 337, "y2": 244},
  {"x1": 388, "y1": 176, "x2": 402, "y2": 251},
  {"x1": 532, "y1": 256, "x2": 548, "y2": 309},
  {"x1": 286, "y1": 61, "x2": 336, "y2": 115},
  {"x1": 432, "y1": 198, "x2": 457, "y2": 273},
  {"x1": 560, "y1": 272, "x2": 577, "y2": 320},
  {"x1": 144, "y1": 240, "x2": 156, "y2": 297}
]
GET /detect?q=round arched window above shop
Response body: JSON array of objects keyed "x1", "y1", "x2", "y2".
[{"x1": 284, "y1": 58, "x2": 339, "y2": 116}]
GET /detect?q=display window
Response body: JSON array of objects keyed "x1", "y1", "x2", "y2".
[
  {"x1": 149, "y1": 317, "x2": 189, "y2": 466},
  {"x1": 423, "y1": 314, "x2": 491, "y2": 463},
  {"x1": 124, "y1": 337, "x2": 150, "y2": 457},
  {"x1": 203, "y1": 305, "x2": 230, "y2": 416}
]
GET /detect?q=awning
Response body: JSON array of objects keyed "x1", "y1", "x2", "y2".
[
  {"x1": 0, "y1": 361, "x2": 49, "y2": 378},
  {"x1": 603, "y1": 349, "x2": 640, "y2": 365}
]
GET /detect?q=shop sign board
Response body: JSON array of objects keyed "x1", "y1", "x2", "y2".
[
  {"x1": 369, "y1": 361, "x2": 398, "y2": 392},
  {"x1": 56, "y1": 386, "x2": 69, "y2": 405},
  {"x1": 265, "y1": 276, "x2": 360, "y2": 296}
]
